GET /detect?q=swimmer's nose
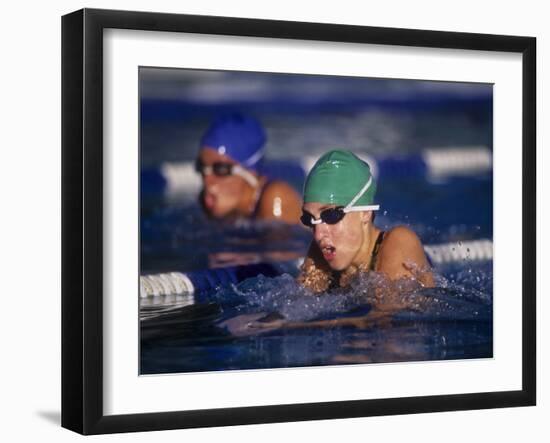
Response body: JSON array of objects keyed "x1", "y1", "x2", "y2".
[
  {"x1": 203, "y1": 173, "x2": 220, "y2": 189},
  {"x1": 313, "y1": 222, "x2": 330, "y2": 243}
]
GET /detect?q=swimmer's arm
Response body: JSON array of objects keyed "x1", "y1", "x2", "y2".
[
  {"x1": 220, "y1": 310, "x2": 393, "y2": 336},
  {"x1": 376, "y1": 226, "x2": 434, "y2": 287},
  {"x1": 256, "y1": 181, "x2": 302, "y2": 224},
  {"x1": 249, "y1": 310, "x2": 394, "y2": 332}
]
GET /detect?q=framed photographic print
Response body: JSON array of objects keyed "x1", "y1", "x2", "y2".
[{"x1": 62, "y1": 8, "x2": 536, "y2": 435}]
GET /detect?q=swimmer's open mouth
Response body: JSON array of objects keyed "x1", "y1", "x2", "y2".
[
  {"x1": 203, "y1": 192, "x2": 217, "y2": 209},
  {"x1": 321, "y1": 244, "x2": 336, "y2": 261}
]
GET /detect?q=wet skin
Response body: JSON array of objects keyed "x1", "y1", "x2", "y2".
[
  {"x1": 219, "y1": 205, "x2": 435, "y2": 336},
  {"x1": 302, "y1": 202, "x2": 434, "y2": 284},
  {"x1": 302, "y1": 202, "x2": 378, "y2": 272},
  {"x1": 198, "y1": 147, "x2": 301, "y2": 223},
  {"x1": 198, "y1": 148, "x2": 254, "y2": 219}
]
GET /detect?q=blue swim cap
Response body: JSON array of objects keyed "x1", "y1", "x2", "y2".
[{"x1": 200, "y1": 114, "x2": 266, "y2": 171}]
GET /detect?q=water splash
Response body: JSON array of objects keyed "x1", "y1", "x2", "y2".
[
  {"x1": 211, "y1": 273, "x2": 371, "y2": 321},
  {"x1": 209, "y1": 264, "x2": 492, "y2": 324}
]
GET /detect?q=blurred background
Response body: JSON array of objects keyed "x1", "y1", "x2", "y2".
[
  {"x1": 140, "y1": 68, "x2": 493, "y2": 274},
  {"x1": 140, "y1": 68, "x2": 492, "y2": 165},
  {"x1": 139, "y1": 68, "x2": 494, "y2": 374}
]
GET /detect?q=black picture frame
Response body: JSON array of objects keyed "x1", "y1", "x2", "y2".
[{"x1": 61, "y1": 8, "x2": 536, "y2": 435}]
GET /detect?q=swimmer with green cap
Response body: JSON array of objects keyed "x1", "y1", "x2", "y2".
[
  {"x1": 298, "y1": 150, "x2": 434, "y2": 292},
  {"x1": 221, "y1": 150, "x2": 435, "y2": 336}
]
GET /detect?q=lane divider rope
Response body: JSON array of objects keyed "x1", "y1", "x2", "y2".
[
  {"x1": 139, "y1": 238, "x2": 493, "y2": 298},
  {"x1": 143, "y1": 147, "x2": 492, "y2": 195}
]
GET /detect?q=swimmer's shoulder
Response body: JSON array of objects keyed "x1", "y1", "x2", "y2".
[
  {"x1": 376, "y1": 226, "x2": 433, "y2": 284},
  {"x1": 381, "y1": 226, "x2": 424, "y2": 251},
  {"x1": 256, "y1": 180, "x2": 302, "y2": 223},
  {"x1": 262, "y1": 180, "x2": 300, "y2": 200}
]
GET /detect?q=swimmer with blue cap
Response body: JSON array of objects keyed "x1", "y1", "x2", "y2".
[
  {"x1": 196, "y1": 114, "x2": 301, "y2": 223},
  {"x1": 298, "y1": 150, "x2": 434, "y2": 293}
]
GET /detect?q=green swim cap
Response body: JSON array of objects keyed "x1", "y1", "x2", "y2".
[{"x1": 303, "y1": 150, "x2": 377, "y2": 208}]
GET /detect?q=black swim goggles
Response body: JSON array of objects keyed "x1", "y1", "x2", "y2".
[
  {"x1": 301, "y1": 203, "x2": 381, "y2": 228},
  {"x1": 195, "y1": 160, "x2": 235, "y2": 177},
  {"x1": 301, "y1": 176, "x2": 381, "y2": 228},
  {"x1": 195, "y1": 159, "x2": 259, "y2": 186},
  {"x1": 301, "y1": 206, "x2": 348, "y2": 228}
]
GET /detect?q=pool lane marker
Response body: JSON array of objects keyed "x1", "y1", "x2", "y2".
[
  {"x1": 140, "y1": 272, "x2": 195, "y2": 298},
  {"x1": 421, "y1": 146, "x2": 492, "y2": 178},
  {"x1": 139, "y1": 239, "x2": 493, "y2": 298},
  {"x1": 424, "y1": 239, "x2": 493, "y2": 265},
  {"x1": 143, "y1": 146, "x2": 492, "y2": 195}
]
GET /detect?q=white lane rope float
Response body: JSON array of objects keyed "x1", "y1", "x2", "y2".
[
  {"x1": 140, "y1": 272, "x2": 195, "y2": 298},
  {"x1": 424, "y1": 238, "x2": 493, "y2": 266},
  {"x1": 139, "y1": 238, "x2": 493, "y2": 299},
  {"x1": 149, "y1": 147, "x2": 492, "y2": 195},
  {"x1": 421, "y1": 146, "x2": 492, "y2": 178}
]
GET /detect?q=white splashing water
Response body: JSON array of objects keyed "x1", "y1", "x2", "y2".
[{"x1": 210, "y1": 267, "x2": 492, "y2": 323}]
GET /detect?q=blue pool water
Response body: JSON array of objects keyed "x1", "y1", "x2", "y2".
[
  {"x1": 139, "y1": 70, "x2": 493, "y2": 374},
  {"x1": 140, "y1": 174, "x2": 493, "y2": 374},
  {"x1": 140, "y1": 262, "x2": 493, "y2": 373}
]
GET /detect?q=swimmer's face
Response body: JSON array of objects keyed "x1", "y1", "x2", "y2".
[
  {"x1": 197, "y1": 147, "x2": 249, "y2": 218},
  {"x1": 302, "y1": 202, "x2": 366, "y2": 271}
]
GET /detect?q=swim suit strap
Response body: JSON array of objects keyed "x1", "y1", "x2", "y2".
[{"x1": 369, "y1": 231, "x2": 385, "y2": 271}]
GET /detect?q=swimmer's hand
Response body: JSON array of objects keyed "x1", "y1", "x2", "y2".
[
  {"x1": 218, "y1": 312, "x2": 286, "y2": 337},
  {"x1": 402, "y1": 260, "x2": 435, "y2": 287},
  {"x1": 247, "y1": 312, "x2": 287, "y2": 330}
]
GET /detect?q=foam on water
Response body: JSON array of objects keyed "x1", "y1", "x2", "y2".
[
  {"x1": 208, "y1": 263, "x2": 492, "y2": 325},
  {"x1": 212, "y1": 273, "x2": 369, "y2": 321}
]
